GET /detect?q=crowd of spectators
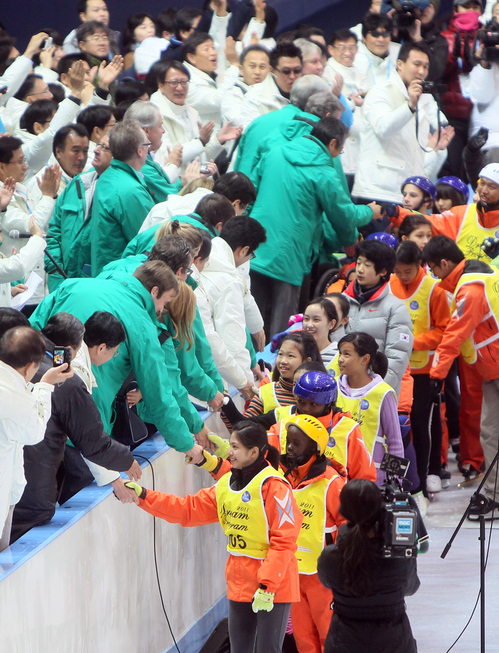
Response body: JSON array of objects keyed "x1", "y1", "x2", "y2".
[{"x1": 2, "y1": 0, "x2": 499, "y2": 650}]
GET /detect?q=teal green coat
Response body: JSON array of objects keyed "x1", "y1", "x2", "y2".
[
  {"x1": 247, "y1": 113, "x2": 348, "y2": 266},
  {"x1": 100, "y1": 254, "x2": 223, "y2": 401},
  {"x1": 30, "y1": 273, "x2": 195, "y2": 452},
  {"x1": 142, "y1": 155, "x2": 182, "y2": 203},
  {"x1": 250, "y1": 135, "x2": 373, "y2": 287},
  {"x1": 122, "y1": 214, "x2": 214, "y2": 258},
  {"x1": 234, "y1": 104, "x2": 302, "y2": 176},
  {"x1": 45, "y1": 170, "x2": 96, "y2": 292},
  {"x1": 90, "y1": 159, "x2": 155, "y2": 276}
]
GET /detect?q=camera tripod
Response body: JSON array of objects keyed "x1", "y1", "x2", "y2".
[{"x1": 441, "y1": 449, "x2": 499, "y2": 653}]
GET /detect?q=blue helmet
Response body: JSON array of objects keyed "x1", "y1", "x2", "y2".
[
  {"x1": 294, "y1": 371, "x2": 338, "y2": 404},
  {"x1": 436, "y1": 176, "x2": 468, "y2": 199},
  {"x1": 366, "y1": 232, "x2": 399, "y2": 249},
  {"x1": 401, "y1": 176, "x2": 436, "y2": 200}
]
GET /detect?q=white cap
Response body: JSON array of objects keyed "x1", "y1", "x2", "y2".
[
  {"x1": 479, "y1": 163, "x2": 499, "y2": 186},
  {"x1": 134, "y1": 37, "x2": 169, "y2": 75}
]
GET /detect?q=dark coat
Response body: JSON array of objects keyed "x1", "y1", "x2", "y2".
[
  {"x1": 12, "y1": 340, "x2": 134, "y2": 533},
  {"x1": 317, "y1": 525, "x2": 420, "y2": 653}
]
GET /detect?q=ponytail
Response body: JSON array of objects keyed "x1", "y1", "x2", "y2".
[
  {"x1": 265, "y1": 443, "x2": 280, "y2": 470},
  {"x1": 372, "y1": 351, "x2": 388, "y2": 379}
]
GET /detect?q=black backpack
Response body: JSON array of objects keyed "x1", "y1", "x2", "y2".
[{"x1": 199, "y1": 618, "x2": 230, "y2": 653}]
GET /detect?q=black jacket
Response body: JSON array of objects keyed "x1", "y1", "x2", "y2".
[
  {"x1": 318, "y1": 525, "x2": 420, "y2": 653},
  {"x1": 12, "y1": 340, "x2": 134, "y2": 532}
]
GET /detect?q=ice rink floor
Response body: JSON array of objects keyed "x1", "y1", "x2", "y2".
[{"x1": 406, "y1": 451, "x2": 499, "y2": 653}]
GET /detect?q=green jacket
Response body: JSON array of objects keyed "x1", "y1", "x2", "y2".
[
  {"x1": 100, "y1": 254, "x2": 222, "y2": 402},
  {"x1": 142, "y1": 155, "x2": 182, "y2": 203},
  {"x1": 250, "y1": 135, "x2": 373, "y2": 286},
  {"x1": 248, "y1": 113, "x2": 348, "y2": 266},
  {"x1": 234, "y1": 103, "x2": 302, "y2": 176},
  {"x1": 45, "y1": 170, "x2": 97, "y2": 292},
  {"x1": 90, "y1": 159, "x2": 155, "y2": 276},
  {"x1": 30, "y1": 273, "x2": 196, "y2": 452}
]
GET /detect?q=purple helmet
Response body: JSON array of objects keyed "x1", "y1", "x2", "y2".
[
  {"x1": 294, "y1": 371, "x2": 338, "y2": 404},
  {"x1": 436, "y1": 176, "x2": 468, "y2": 199},
  {"x1": 401, "y1": 176, "x2": 436, "y2": 200},
  {"x1": 366, "y1": 232, "x2": 399, "y2": 249}
]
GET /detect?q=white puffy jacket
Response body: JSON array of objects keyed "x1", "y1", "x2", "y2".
[{"x1": 353, "y1": 70, "x2": 447, "y2": 203}]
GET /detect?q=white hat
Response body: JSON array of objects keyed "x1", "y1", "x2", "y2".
[
  {"x1": 134, "y1": 37, "x2": 169, "y2": 75},
  {"x1": 479, "y1": 164, "x2": 499, "y2": 186}
]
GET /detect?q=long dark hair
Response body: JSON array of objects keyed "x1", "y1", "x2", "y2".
[
  {"x1": 335, "y1": 479, "x2": 383, "y2": 594},
  {"x1": 233, "y1": 420, "x2": 280, "y2": 470},
  {"x1": 305, "y1": 296, "x2": 339, "y2": 336},
  {"x1": 272, "y1": 332, "x2": 322, "y2": 382},
  {"x1": 338, "y1": 332, "x2": 388, "y2": 378}
]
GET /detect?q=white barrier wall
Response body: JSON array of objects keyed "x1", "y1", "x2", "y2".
[{"x1": 0, "y1": 414, "x2": 231, "y2": 653}]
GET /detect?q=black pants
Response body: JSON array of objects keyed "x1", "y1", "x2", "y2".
[
  {"x1": 410, "y1": 374, "x2": 440, "y2": 495},
  {"x1": 250, "y1": 270, "x2": 300, "y2": 341},
  {"x1": 228, "y1": 600, "x2": 290, "y2": 653},
  {"x1": 443, "y1": 358, "x2": 461, "y2": 441}
]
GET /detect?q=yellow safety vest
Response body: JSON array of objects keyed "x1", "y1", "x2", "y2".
[
  {"x1": 449, "y1": 269, "x2": 499, "y2": 364},
  {"x1": 456, "y1": 204, "x2": 499, "y2": 261},
  {"x1": 294, "y1": 474, "x2": 340, "y2": 575},
  {"x1": 277, "y1": 413, "x2": 356, "y2": 471},
  {"x1": 275, "y1": 404, "x2": 294, "y2": 423},
  {"x1": 399, "y1": 274, "x2": 438, "y2": 369},
  {"x1": 216, "y1": 466, "x2": 285, "y2": 559},
  {"x1": 326, "y1": 353, "x2": 340, "y2": 377},
  {"x1": 259, "y1": 382, "x2": 281, "y2": 413},
  {"x1": 337, "y1": 381, "x2": 396, "y2": 468}
]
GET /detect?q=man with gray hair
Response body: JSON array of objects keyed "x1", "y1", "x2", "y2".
[
  {"x1": 124, "y1": 101, "x2": 183, "y2": 202},
  {"x1": 90, "y1": 119, "x2": 156, "y2": 275},
  {"x1": 235, "y1": 74, "x2": 331, "y2": 176}
]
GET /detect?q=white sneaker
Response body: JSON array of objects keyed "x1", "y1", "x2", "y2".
[
  {"x1": 427, "y1": 474, "x2": 442, "y2": 494},
  {"x1": 413, "y1": 491, "x2": 429, "y2": 519}
]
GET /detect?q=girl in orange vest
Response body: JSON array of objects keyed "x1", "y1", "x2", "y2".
[
  {"x1": 390, "y1": 241, "x2": 450, "y2": 499},
  {"x1": 199, "y1": 415, "x2": 346, "y2": 653},
  {"x1": 126, "y1": 421, "x2": 302, "y2": 653}
]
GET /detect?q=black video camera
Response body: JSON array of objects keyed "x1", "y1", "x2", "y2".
[
  {"x1": 393, "y1": 0, "x2": 430, "y2": 30},
  {"x1": 378, "y1": 453, "x2": 419, "y2": 559},
  {"x1": 477, "y1": 19, "x2": 499, "y2": 63}
]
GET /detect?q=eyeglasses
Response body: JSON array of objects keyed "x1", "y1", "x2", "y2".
[
  {"x1": 86, "y1": 35, "x2": 110, "y2": 43},
  {"x1": 141, "y1": 142, "x2": 152, "y2": 149},
  {"x1": 97, "y1": 144, "x2": 112, "y2": 152},
  {"x1": 11, "y1": 157, "x2": 26, "y2": 166},
  {"x1": 249, "y1": 251, "x2": 256, "y2": 260},
  {"x1": 275, "y1": 67, "x2": 302, "y2": 76},
  {"x1": 164, "y1": 80, "x2": 189, "y2": 88},
  {"x1": 27, "y1": 88, "x2": 51, "y2": 96},
  {"x1": 333, "y1": 44, "x2": 358, "y2": 53},
  {"x1": 181, "y1": 267, "x2": 193, "y2": 276},
  {"x1": 428, "y1": 263, "x2": 438, "y2": 274},
  {"x1": 369, "y1": 30, "x2": 390, "y2": 38},
  {"x1": 113, "y1": 349, "x2": 120, "y2": 358}
]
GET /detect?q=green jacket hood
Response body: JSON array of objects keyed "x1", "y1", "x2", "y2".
[
  {"x1": 279, "y1": 112, "x2": 318, "y2": 142},
  {"x1": 282, "y1": 135, "x2": 333, "y2": 168}
]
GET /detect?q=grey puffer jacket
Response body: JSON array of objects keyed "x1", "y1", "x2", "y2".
[{"x1": 344, "y1": 281, "x2": 413, "y2": 395}]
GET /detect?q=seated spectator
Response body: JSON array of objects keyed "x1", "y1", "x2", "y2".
[
  {"x1": 0, "y1": 318, "x2": 72, "y2": 551},
  {"x1": 30, "y1": 260, "x2": 204, "y2": 461},
  {"x1": 123, "y1": 13, "x2": 157, "y2": 70},
  {"x1": 45, "y1": 133, "x2": 113, "y2": 290},
  {"x1": 353, "y1": 13, "x2": 400, "y2": 88},
  {"x1": 0, "y1": 212, "x2": 46, "y2": 308},
  {"x1": 237, "y1": 41, "x2": 303, "y2": 127},
  {"x1": 221, "y1": 45, "x2": 271, "y2": 125},
  {"x1": 160, "y1": 8, "x2": 203, "y2": 62},
  {"x1": 28, "y1": 123, "x2": 90, "y2": 200},
  {"x1": 0, "y1": 32, "x2": 48, "y2": 112},
  {"x1": 57, "y1": 53, "x2": 92, "y2": 96},
  {"x1": 90, "y1": 120, "x2": 156, "y2": 275},
  {"x1": 150, "y1": 60, "x2": 238, "y2": 173},
  {"x1": 133, "y1": 8, "x2": 177, "y2": 75},
  {"x1": 76, "y1": 104, "x2": 116, "y2": 170},
  {"x1": 353, "y1": 41, "x2": 451, "y2": 205},
  {"x1": 0, "y1": 136, "x2": 60, "y2": 302},
  {"x1": 198, "y1": 216, "x2": 266, "y2": 399},
  {"x1": 294, "y1": 38, "x2": 324, "y2": 76},
  {"x1": 4, "y1": 74, "x2": 54, "y2": 134},
  {"x1": 33, "y1": 29, "x2": 66, "y2": 85},
  {"x1": 343, "y1": 240, "x2": 413, "y2": 395},
  {"x1": 11, "y1": 311, "x2": 140, "y2": 542},
  {"x1": 76, "y1": 21, "x2": 124, "y2": 92},
  {"x1": 64, "y1": 0, "x2": 119, "y2": 57},
  {"x1": 183, "y1": 32, "x2": 241, "y2": 128},
  {"x1": 248, "y1": 117, "x2": 380, "y2": 336}
]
